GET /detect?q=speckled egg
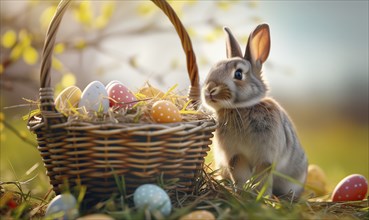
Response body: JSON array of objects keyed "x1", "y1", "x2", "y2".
[
  {"x1": 78, "y1": 81, "x2": 109, "y2": 113},
  {"x1": 45, "y1": 193, "x2": 79, "y2": 220},
  {"x1": 332, "y1": 174, "x2": 368, "y2": 202},
  {"x1": 179, "y1": 210, "x2": 215, "y2": 220},
  {"x1": 107, "y1": 82, "x2": 137, "y2": 110},
  {"x1": 133, "y1": 184, "x2": 171, "y2": 216},
  {"x1": 151, "y1": 100, "x2": 182, "y2": 123},
  {"x1": 55, "y1": 86, "x2": 82, "y2": 115}
]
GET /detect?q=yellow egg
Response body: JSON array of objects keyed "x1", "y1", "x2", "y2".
[
  {"x1": 179, "y1": 210, "x2": 215, "y2": 220},
  {"x1": 139, "y1": 86, "x2": 165, "y2": 98},
  {"x1": 77, "y1": 214, "x2": 114, "y2": 220},
  {"x1": 305, "y1": 164, "x2": 328, "y2": 196},
  {"x1": 55, "y1": 86, "x2": 82, "y2": 115},
  {"x1": 151, "y1": 100, "x2": 182, "y2": 123}
]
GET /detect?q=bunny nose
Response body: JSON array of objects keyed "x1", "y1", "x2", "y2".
[
  {"x1": 204, "y1": 82, "x2": 220, "y2": 101},
  {"x1": 206, "y1": 82, "x2": 219, "y2": 95}
]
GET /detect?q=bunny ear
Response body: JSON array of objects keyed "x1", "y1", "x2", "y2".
[
  {"x1": 224, "y1": 27, "x2": 242, "y2": 58},
  {"x1": 244, "y1": 24, "x2": 271, "y2": 71}
]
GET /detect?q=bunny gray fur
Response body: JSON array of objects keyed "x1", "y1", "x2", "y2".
[{"x1": 201, "y1": 24, "x2": 308, "y2": 199}]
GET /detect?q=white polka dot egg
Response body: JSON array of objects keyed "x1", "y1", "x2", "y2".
[
  {"x1": 332, "y1": 174, "x2": 368, "y2": 202},
  {"x1": 151, "y1": 100, "x2": 182, "y2": 123},
  {"x1": 133, "y1": 184, "x2": 171, "y2": 216},
  {"x1": 106, "y1": 81, "x2": 137, "y2": 110}
]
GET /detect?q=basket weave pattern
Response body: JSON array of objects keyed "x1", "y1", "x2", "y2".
[{"x1": 28, "y1": 0, "x2": 216, "y2": 201}]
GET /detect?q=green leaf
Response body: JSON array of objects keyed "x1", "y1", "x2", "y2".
[{"x1": 1, "y1": 30, "x2": 17, "y2": 48}]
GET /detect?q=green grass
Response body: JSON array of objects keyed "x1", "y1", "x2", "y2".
[{"x1": 1, "y1": 166, "x2": 368, "y2": 219}]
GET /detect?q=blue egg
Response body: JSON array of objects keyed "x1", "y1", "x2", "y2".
[
  {"x1": 133, "y1": 184, "x2": 172, "y2": 216},
  {"x1": 45, "y1": 193, "x2": 79, "y2": 220},
  {"x1": 79, "y1": 81, "x2": 109, "y2": 113}
]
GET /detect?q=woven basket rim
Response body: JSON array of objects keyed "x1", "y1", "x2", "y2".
[{"x1": 38, "y1": 0, "x2": 201, "y2": 116}]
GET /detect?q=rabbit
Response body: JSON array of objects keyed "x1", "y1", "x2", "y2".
[{"x1": 201, "y1": 24, "x2": 308, "y2": 199}]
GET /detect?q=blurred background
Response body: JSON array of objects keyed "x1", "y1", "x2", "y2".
[{"x1": 1, "y1": 1, "x2": 368, "y2": 198}]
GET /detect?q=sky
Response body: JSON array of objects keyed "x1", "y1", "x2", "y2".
[{"x1": 257, "y1": 1, "x2": 368, "y2": 102}]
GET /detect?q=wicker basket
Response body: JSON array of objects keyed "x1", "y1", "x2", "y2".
[{"x1": 27, "y1": 0, "x2": 216, "y2": 202}]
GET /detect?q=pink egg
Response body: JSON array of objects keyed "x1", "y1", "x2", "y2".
[
  {"x1": 332, "y1": 174, "x2": 368, "y2": 202},
  {"x1": 107, "y1": 83, "x2": 137, "y2": 110}
]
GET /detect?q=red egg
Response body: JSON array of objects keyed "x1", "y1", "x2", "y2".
[
  {"x1": 107, "y1": 83, "x2": 137, "y2": 110},
  {"x1": 332, "y1": 174, "x2": 368, "y2": 202}
]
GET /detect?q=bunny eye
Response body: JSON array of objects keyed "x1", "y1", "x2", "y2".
[{"x1": 234, "y1": 69, "x2": 243, "y2": 80}]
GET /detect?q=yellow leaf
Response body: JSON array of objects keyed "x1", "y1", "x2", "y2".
[
  {"x1": 187, "y1": 28, "x2": 197, "y2": 38},
  {"x1": 28, "y1": 0, "x2": 40, "y2": 6},
  {"x1": 94, "y1": 2, "x2": 115, "y2": 29},
  {"x1": 95, "y1": 16, "x2": 108, "y2": 29},
  {"x1": 137, "y1": 3, "x2": 156, "y2": 16},
  {"x1": 19, "y1": 29, "x2": 31, "y2": 47},
  {"x1": 102, "y1": 2, "x2": 115, "y2": 18},
  {"x1": 40, "y1": 6, "x2": 57, "y2": 29},
  {"x1": 23, "y1": 46, "x2": 39, "y2": 65},
  {"x1": 217, "y1": 1, "x2": 231, "y2": 11},
  {"x1": 74, "y1": 39, "x2": 86, "y2": 50},
  {"x1": 10, "y1": 44, "x2": 23, "y2": 61},
  {"x1": 204, "y1": 27, "x2": 223, "y2": 42},
  {"x1": 61, "y1": 73, "x2": 76, "y2": 87},
  {"x1": 54, "y1": 43, "x2": 65, "y2": 54},
  {"x1": 52, "y1": 57, "x2": 63, "y2": 71},
  {"x1": 1, "y1": 30, "x2": 17, "y2": 48},
  {"x1": 0, "y1": 112, "x2": 4, "y2": 121},
  {"x1": 0, "y1": 64, "x2": 3, "y2": 74},
  {"x1": 73, "y1": 1, "x2": 93, "y2": 26}
]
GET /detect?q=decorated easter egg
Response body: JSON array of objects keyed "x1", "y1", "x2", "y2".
[
  {"x1": 133, "y1": 184, "x2": 171, "y2": 216},
  {"x1": 105, "y1": 80, "x2": 121, "y2": 91},
  {"x1": 179, "y1": 210, "x2": 215, "y2": 220},
  {"x1": 55, "y1": 86, "x2": 82, "y2": 115},
  {"x1": 332, "y1": 174, "x2": 368, "y2": 202},
  {"x1": 305, "y1": 164, "x2": 328, "y2": 196},
  {"x1": 151, "y1": 100, "x2": 182, "y2": 123},
  {"x1": 139, "y1": 86, "x2": 165, "y2": 98},
  {"x1": 78, "y1": 81, "x2": 109, "y2": 113},
  {"x1": 45, "y1": 193, "x2": 79, "y2": 220},
  {"x1": 107, "y1": 82, "x2": 137, "y2": 109}
]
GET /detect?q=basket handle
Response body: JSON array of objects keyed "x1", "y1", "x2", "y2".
[{"x1": 39, "y1": 0, "x2": 200, "y2": 112}]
